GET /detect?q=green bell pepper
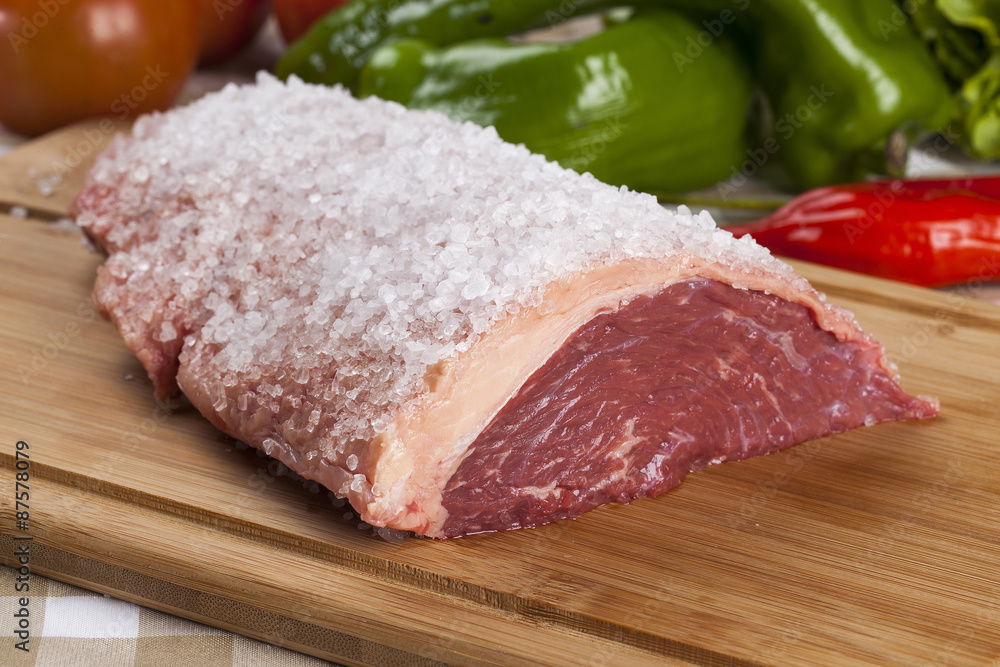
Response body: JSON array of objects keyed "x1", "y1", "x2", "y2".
[
  {"x1": 277, "y1": 0, "x2": 953, "y2": 190},
  {"x1": 358, "y1": 10, "x2": 754, "y2": 193},
  {"x1": 713, "y1": 0, "x2": 953, "y2": 188}
]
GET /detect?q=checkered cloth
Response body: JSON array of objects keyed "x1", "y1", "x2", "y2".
[{"x1": 0, "y1": 566, "x2": 341, "y2": 667}]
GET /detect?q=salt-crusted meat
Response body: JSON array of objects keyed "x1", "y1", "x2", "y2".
[{"x1": 74, "y1": 73, "x2": 938, "y2": 538}]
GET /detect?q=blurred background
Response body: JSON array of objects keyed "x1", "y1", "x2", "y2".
[{"x1": 1, "y1": 0, "x2": 999, "y2": 300}]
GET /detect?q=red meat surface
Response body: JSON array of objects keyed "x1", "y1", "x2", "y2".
[{"x1": 441, "y1": 278, "x2": 935, "y2": 537}]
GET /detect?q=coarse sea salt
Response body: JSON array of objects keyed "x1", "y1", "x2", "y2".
[{"x1": 74, "y1": 72, "x2": 807, "y2": 464}]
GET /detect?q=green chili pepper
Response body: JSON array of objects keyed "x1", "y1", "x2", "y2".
[
  {"x1": 358, "y1": 10, "x2": 754, "y2": 193},
  {"x1": 277, "y1": 0, "x2": 953, "y2": 190}
]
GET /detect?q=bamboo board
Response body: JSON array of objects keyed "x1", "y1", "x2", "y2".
[{"x1": 1, "y1": 123, "x2": 999, "y2": 666}]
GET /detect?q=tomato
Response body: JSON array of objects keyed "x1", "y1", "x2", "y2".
[
  {"x1": 0, "y1": 0, "x2": 199, "y2": 137},
  {"x1": 272, "y1": 0, "x2": 351, "y2": 44},
  {"x1": 196, "y1": 0, "x2": 270, "y2": 66}
]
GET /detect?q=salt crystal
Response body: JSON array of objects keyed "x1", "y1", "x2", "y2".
[
  {"x1": 34, "y1": 175, "x2": 60, "y2": 197},
  {"x1": 375, "y1": 526, "x2": 408, "y2": 542},
  {"x1": 350, "y1": 474, "x2": 365, "y2": 493},
  {"x1": 460, "y1": 271, "x2": 490, "y2": 300},
  {"x1": 157, "y1": 321, "x2": 177, "y2": 342}
]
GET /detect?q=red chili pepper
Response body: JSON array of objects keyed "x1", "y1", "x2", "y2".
[{"x1": 724, "y1": 176, "x2": 1000, "y2": 287}]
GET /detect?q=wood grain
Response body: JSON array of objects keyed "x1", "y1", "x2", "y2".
[
  {"x1": 1, "y1": 127, "x2": 999, "y2": 666},
  {"x1": 0, "y1": 118, "x2": 128, "y2": 219}
]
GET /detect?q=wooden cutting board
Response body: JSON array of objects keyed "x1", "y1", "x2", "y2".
[{"x1": 1, "y1": 123, "x2": 999, "y2": 667}]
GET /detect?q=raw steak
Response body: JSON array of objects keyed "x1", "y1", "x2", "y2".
[{"x1": 73, "y1": 74, "x2": 938, "y2": 538}]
